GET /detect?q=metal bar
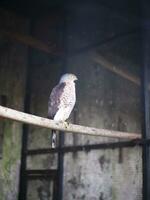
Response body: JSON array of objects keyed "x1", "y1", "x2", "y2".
[
  {"x1": 18, "y1": 21, "x2": 34, "y2": 200},
  {"x1": 26, "y1": 169, "x2": 57, "y2": 174},
  {"x1": 27, "y1": 174, "x2": 57, "y2": 180},
  {"x1": 141, "y1": 22, "x2": 150, "y2": 199},
  {"x1": 57, "y1": 132, "x2": 64, "y2": 200},
  {"x1": 27, "y1": 176, "x2": 56, "y2": 180},
  {"x1": 27, "y1": 148, "x2": 57, "y2": 154},
  {"x1": 27, "y1": 139, "x2": 150, "y2": 155},
  {"x1": 26, "y1": 169, "x2": 57, "y2": 180},
  {"x1": 56, "y1": 7, "x2": 68, "y2": 200}
]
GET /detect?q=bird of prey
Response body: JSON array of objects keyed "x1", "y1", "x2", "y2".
[{"x1": 48, "y1": 73, "x2": 78, "y2": 148}]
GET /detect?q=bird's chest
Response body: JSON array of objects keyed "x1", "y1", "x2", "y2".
[{"x1": 61, "y1": 83, "x2": 76, "y2": 106}]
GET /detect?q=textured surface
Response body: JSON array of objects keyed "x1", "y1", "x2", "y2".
[
  {"x1": 63, "y1": 3, "x2": 142, "y2": 200},
  {"x1": 63, "y1": 54, "x2": 142, "y2": 200},
  {"x1": 0, "y1": 9, "x2": 28, "y2": 200},
  {"x1": 0, "y1": 2, "x2": 143, "y2": 200},
  {"x1": 26, "y1": 14, "x2": 63, "y2": 199},
  {"x1": 26, "y1": 3, "x2": 142, "y2": 200}
]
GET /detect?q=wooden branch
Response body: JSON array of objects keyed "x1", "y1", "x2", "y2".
[
  {"x1": 0, "y1": 29, "x2": 62, "y2": 56},
  {"x1": 0, "y1": 105, "x2": 141, "y2": 139},
  {"x1": 93, "y1": 52, "x2": 141, "y2": 86}
]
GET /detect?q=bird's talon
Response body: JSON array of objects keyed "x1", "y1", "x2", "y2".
[{"x1": 64, "y1": 121, "x2": 69, "y2": 128}]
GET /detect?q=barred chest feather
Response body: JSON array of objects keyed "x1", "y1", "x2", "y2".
[{"x1": 60, "y1": 82, "x2": 76, "y2": 108}]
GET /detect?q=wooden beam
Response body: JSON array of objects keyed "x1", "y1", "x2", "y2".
[
  {"x1": 1, "y1": 29, "x2": 62, "y2": 56},
  {"x1": 93, "y1": 52, "x2": 141, "y2": 86},
  {"x1": 0, "y1": 105, "x2": 141, "y2": 139}
]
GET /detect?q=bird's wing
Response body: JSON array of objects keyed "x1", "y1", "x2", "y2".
[{"x1": 48, "y1": 82, "x2": 66, "y2": 119}]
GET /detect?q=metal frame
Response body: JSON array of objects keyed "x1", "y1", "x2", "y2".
[
  {"x1": 26, "y1": 139, "x2": 150, "y2": 155},
  {"x1": 57, "y1": 7, "x2": 68, "y2": 200}
]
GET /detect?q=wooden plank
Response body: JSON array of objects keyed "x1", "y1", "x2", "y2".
[
  {"x1": 0, "y1": 105, "x2": 141, "y2": 139},
  {"x1": 93, "y1": 52, "x2": 141, "y2": 86},
  {"x1": 0, "y1": 29, "x2": 62, "y2": 56}
]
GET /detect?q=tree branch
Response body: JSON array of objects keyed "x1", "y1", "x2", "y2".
[{"x1": 0, "y1": 105, "x2": 141, "y2": 139}]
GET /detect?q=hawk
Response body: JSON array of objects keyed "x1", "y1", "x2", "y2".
[{"x1": 48, "y1": 73, "x2": 78, "y2": 148}]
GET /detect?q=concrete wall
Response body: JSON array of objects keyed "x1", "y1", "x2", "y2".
[
  {"x1": 26, "y1": 16, "x2": 63, "y2": 200},
  {"x1": 26, "y1": 3, "x2": 142, "y2": 199},
  {"x1": 0, "y1": 9, "x2": 28, "y2": 200},
  {"x1": 63, "y1": 3, "x2": 142, "y2": 200},
  {"x1": 63, "y1": 55, "x2": 142, "y2": 200}
]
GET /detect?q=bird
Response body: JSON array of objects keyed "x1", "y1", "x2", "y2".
[{"x1": 48, "y1": 73, "x2": 78, "y2": 148}]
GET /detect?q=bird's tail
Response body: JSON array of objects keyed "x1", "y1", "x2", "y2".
[{"x1": 51, "y1": 130, "x2": 57, "y2": 148}]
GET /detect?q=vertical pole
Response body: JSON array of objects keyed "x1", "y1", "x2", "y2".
[
  {"x1": 141, "y1": 53, "x2": 150, "y2": 200},
  {"x1": 141, "y1": 3, "x2": 150, "y2": 199},
  {"x1": 18, "y1": 20, "x2": 34, "y2": 200},
  {"x1": 57, "y1": 5, "x2": 68, "y2": 200}
]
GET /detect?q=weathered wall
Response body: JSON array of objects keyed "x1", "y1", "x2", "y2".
[
  {"x1": 26, "y1": 16, "x2": 63, "y2": 199},
  {"x1": 63, "y1": 3, "x2": 142, "y2": 200},
  {"x1": 63, "y1": 54, "x2": 142, "y2": 200},
  {"x1": 0, "y1": 9, "x2": 28, "y2": 200},
  {"x1": 25, "y1": 2, "x2": 142, "y2": 200},
  {"x1": 0, "y1": 2, "x2": 143, "y2": 200}
]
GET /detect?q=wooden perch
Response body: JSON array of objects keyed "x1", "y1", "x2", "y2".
[
  {"x1": 1, "y1": 29, "x2": 62, "y2": 56},
  {"x1": 93, "y1": 52, "x2": 141, "y2": 86},
  {"x1": 0, "y1": 105, "x2": 141, "y2": 139}
]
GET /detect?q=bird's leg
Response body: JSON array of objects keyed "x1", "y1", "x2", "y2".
[
  {"x1": 52, "y1": 133, "x2": 56, "y2": 148},
  {"x1": 51, "y1": 130, "x2": 57, "y2": 148}
]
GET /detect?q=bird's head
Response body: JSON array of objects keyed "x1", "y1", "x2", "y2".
[{"x1": 59, "y1": 73, "x2": 78, "y2": 83}]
